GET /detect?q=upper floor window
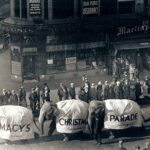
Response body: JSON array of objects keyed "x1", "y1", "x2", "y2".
[
  {"x1": 118, "y1": 0, "x2": 135, "y2": 14},
  {"x1": 44, "y1": 0, "x2": 49, "y2": 19},
  {"x1": 21, "y1": 0, "x2": 27, "y2": 18},
  {"x1": 53, "y1": 0, "x2": 74, "y2": 19},
  {"x1": 14, "y1": 0, "x2": 20, "y2": 17},
  {"x1": 100, "y1": 0, "x2": 117, "y2": 15}
]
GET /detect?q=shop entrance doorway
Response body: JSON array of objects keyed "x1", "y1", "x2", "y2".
[{"x1": 23, "y1": 55, "x2": 36, "y2": 80}]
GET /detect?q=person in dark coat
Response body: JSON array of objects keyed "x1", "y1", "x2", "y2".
[
  {"x1": 96, "y1": 81, "x2": 103, "y2": 101},
  {"x1": 83, "y1": 83, "x2": 90, "y2": 103},
  {"x1": 103, "y1": 81, "x2": 110, "y2": 100},
  {"x1": 41, "y1": 84, "x2": 50, "y2": 104},
  {"x1": 123, "y1": 80, "x2": 130, "y2": 99},
  {"x1": 0, "y1": 89, "x2": 9, "y2": 105},
  {"x1": 78, "y1": 87, "x2": 86, "y2": 102},
  {"x1": 29, "y1": 88, "x2": 37, "y2": 114},
  {"x1": 135, "y1": 79, "x2": 142, "y2": 102},
  {"x1": 69, "y1": 83, "x2": 76, "y2": 99},
  {"x1": 114, "y1": 81, "x2": 123, "y2": 99},
  {"x1": 90, "y1": 104, "x2": 105, "y2": 145},
  {"x1": 89, "y1": 83, "x2": 97, "y2": 101},
  {"x1": 57, "y1": 83, "x2": 68, "y2": 101},
  {"x1": 109, "y1": 81, "x2": 116, "y2": 99},
  {"x1": 18, "y1": 86, "x2": 27, "y2": 107},
  {"x1": 9, "y1": 90, "x2": 18, "y2": 105},
  {"x1": 34, "y1": 85, "x2": 41, "y2": 110},
  {"x1": 145, "y1": 76, "x2": 150, "y2": 94}
]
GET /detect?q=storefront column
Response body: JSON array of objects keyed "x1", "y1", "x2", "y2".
[
  {"x1": 74, "y1": 0, "x2": 78, "y2": 18},
  {"x1": 41, "y1": 0, "x2": 45, "y2": 20},
  {"x1": 10, "y1": 0, "x2": 15, "y2": 18},
  {"x1": 48, "y1": 0, "x2": 53, "y2": 20},
  {"x1": 20, "y1": 0, "x2": 22, "y2": 18}
]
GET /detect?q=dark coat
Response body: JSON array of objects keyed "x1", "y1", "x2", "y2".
[
  {"x1": 9, "y1": 94, "x2": 18, "y2": 105},
  {"x1": 96, "y1": 85, "x2": 103, "y2": 101},
  {"x1": 58, "y1": 86, "x2": 68, "y2": 101},
  {"x1": 69, "y1": 87, "x2": 76, "y2": 99}
]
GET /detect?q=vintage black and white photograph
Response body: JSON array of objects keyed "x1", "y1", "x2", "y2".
[{"x1": 0, "y1": 0, "x2": 150, "y2": 149}]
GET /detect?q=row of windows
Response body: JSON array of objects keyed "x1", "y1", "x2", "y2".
[{"x1": 13, "y1": 0, "x2": 150, "y2": 19}]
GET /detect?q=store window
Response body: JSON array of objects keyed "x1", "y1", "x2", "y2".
[
  {"x1": 53, "y1": 0, "x2": 74, "y2": 19},
  {"x1": 11, "y1": 47, "x2": 21, "y2": 62},
  {"x1": 47, "y1": 52, "x2": 65, "y2": 73},
  {"x1": 14, "y1": 0, "x2": 20, "y2": 17},
  {"x1": 118, "y1": 0, "x2": 135, "y2": 14},
  {"x1": 21, "y1": 0, "x2": 27, "y2": 18},
  {"x1": 44, "y1": 0, "x2": 49, "y2": 19}
]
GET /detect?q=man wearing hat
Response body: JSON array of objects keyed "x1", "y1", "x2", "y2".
[
  {"x1": 89, "y1": 83, "x2": 97, "y2": 101},
  {"x1": 69, "y1": 83, "x2": 76, "y2": 99}
]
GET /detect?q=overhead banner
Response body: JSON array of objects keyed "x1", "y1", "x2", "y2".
[
  {"x1": 29, "y1": 0, "x2": 42, "y2": 17},
  {"x1": 0, "y1": 106, "x2": 34, "y2": 141},
  {"x1": 104, "y1": 99, "x2": 143, "y2": 129},
  {"x1": 82, "y1": 0, "x2": 99, "y2": 16},
  {"x1": 56, "y1": 100, "x2": 89, "y2": 133}
]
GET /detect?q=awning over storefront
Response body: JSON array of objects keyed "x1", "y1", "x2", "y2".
[
  {"x1": 113, "y1": 42, "x2": 150, "y2": 50},
  {"x1": 46, "y1": 41, "x2": 105, "y2": 52}
]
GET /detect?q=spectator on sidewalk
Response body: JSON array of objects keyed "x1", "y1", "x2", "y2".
[
  {"x1": 57, "y1": 83, "x2": 68, "y2": 101},
  {"x1": 18, "y1": 86, "x2": 27, "y2": 107},
  {"x1": 123, "y1": 80, "x2": 130, "y2": 99},
  {"x1": 103, "y1": 81, "x2": 110, "y2": 100},
  {"x1": 83, "y1": 82, "x2": 90, "y2": 103},
  {"x1": 89, "y1": 83, "x2": 97, "y2": 101},
  {"x1": 135, "y1": 79, "x2": 142, "y2": 102},
  {"x1": 0, "y1": 89, "x2": 9, "y2": 105},
  {"x1": 96, "y1": 81, "x2": 103, "y2": 101},
  {"x1": 34, "y1": 85, "x2": 41, "y2": 110},
  {"x1": 109, "y1": 81, "x2": 116, "y2": 99},
  {"x1": 9, "y1": 90, "x2": 18, "y2": 105},
  {"x1": 29, "y1": 88, "x2": 37, "y2": 114},
  {"x1": 69, "y1": 83, "x2": 76, "y2": 99},
  {"x1": 41, "y1": 87, "x2": 50, "y2": 103},
  {"x1": 145, "y1": 76, "x2": 150, "y2": 94},
  {"x1": 78, "y1": 87, "x2": 86, "y2": 102},
  {"x1": 114, "y1": 81, "x2": 123, "y2": 99},
  {"x1": 141, "y1": 81, "x2": 149, "y2": 100}
]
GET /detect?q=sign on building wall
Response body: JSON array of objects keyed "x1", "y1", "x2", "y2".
[
  {"x1": 29, "y1": 0, "x2": 42, "y2": 17},
  {"x1": 82, "y1": 0, "x2": 99, "y2": 16}
]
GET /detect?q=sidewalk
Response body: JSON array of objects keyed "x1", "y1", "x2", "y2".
[{"x1": 0, "y1": 49, "x2": 149, "y2": 93}]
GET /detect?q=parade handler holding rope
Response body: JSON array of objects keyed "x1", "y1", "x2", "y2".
[
  {"x1": 89, "y1": 99, "x2": 145, "y2": 144},
  {"x1": 39, "y1": 99, "x2": 89, "y2": 141}
]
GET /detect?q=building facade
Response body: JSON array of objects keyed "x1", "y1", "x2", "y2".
[{"x1": 1, "y1": 0, "x2": 150, "y2": 82}]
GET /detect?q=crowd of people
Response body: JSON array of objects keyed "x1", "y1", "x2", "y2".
[{"x1": 0, "y1": 74, "x2": 150, "y2": 115}]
